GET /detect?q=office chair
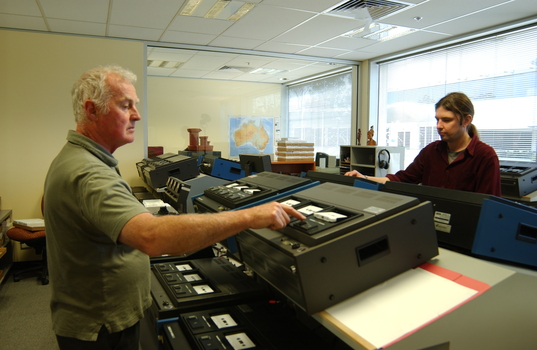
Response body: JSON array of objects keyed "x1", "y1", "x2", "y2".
[{"x1": 6, "y1": 197, "x2": 48, "y2": 285}]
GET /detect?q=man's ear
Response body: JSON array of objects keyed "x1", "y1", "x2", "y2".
[
  {"x1": 84, "y1": 100, "x2": 98, "y2": 120},
  {"x1": 462, "y1": 114, "x2": 472, "y2": 127}
]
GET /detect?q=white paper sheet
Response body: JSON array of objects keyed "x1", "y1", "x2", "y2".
[{"x1": 324, "y1": 268, "x2": 478, "y2": 348}]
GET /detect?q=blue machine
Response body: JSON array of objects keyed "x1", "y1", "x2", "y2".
[
  {"x1": 472, "y1": 196, "x2": 537, "y2": 268},
  {"x1": 198, "y1": 155, "x2": 245, "y2": 181}
]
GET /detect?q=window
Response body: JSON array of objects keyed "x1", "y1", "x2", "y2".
[
  {"x1": 287, "y1": 71, "x2": 353, "y2": 156},
  {"x1": 377, "y1": 25, "x2": 537, "y2": 167}
]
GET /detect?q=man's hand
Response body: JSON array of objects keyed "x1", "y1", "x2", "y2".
[
  {"x1": 245, "y1": 202, "x2": 305, "y2": 230},
  {"x1": 345, "y1": 170, "x2": 363, "y2": 177}
]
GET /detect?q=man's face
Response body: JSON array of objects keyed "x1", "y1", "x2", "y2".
[
  {"x1": 435, "y1": 106, "x2": 468, "y2": 143},
  {"x1": 95, "y1": 75, "x2": 140, "y2": 153}
]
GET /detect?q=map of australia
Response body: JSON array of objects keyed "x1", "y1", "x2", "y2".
[
  {"x1": 229, "y1": 117, "x2": 274, "y2": 157},
  {"x1": 234, "y1": 120, "x2": 269, "y2": 150}
]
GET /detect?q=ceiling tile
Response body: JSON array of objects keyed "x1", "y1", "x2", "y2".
[
  {"x1": 2, "y1": 0, "x2": 537, "y2": 82},
  {"x1": 0, "y1": 0, "x2": 41, "y2": 16},
  {"x1": 381, "y1": 0, "x2": 509, "y2": 29},
  {"x1": 160, "y1": 30, "x2": 216, "y2": 45},
  {"x1": 262, "y1": 59, "x2": 314, "y2": 70},
  {"x1": 110, "y1": 0, "x2": 183, "y2": 29},
  {"x1": 170, "y1": 69, "x2": 211, "y2": 78},
  {"x1": 224, "y1": 55, "x2": 277, "y2": 68},
  {"x1": 48, "y1": 19, "x2": 106, "y2": 36},
  {"x1": 147, "y1": 67, "x2": 175, "y2": 77},
  {"x1": 108, "y1": 25, "x2": 163, "y2": 41},
  {"x1": 259, "y1": 0, "x2": 344, "y2": 12},
  {"x1": 427, "y1": 1, "x2": 536, "y2": 35},
  {"x1": 209, "y1": 35, "x2": 265, "y2": 50},
  {"x1": 148, "y1": 48, "x2": 197, "y2": 62},
  {"x1": 318, "y1": 36, "x2": 376, "y2": 51},
  {"x1": 296, "y1": 46, "x2": 352, "y2": 58},
  {"x1": 0, "y1": 14, "x2": 47, "y2": 31},
  {"x1": 168, "y1": 16, "x2": 233, "y2": 35},
  {"x1": 180, "y1": 52, "x2": 238, "y2": 70},
  {"x1": 341, "y1": 30, "x2": 451, "y2": 60},
  {"x1": 203, "y1": 70, "x2": 245, "y2": 80},
  {"x1": 272, "y1": 14, "x2": 368, "y2": 46},
  {"x1": 254, "y1": 41, "x2": 309, "y2": 54},
  {"x1": 221, "y1": 5, "x2": 316, "y2": 41},
  {"x1": 39, "y1": 0, "x2": 109, "y2": 22}
]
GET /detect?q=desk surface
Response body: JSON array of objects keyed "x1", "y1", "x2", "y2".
[{"x1": 313, "y1": 248, "x2": 529, "y2": 350}]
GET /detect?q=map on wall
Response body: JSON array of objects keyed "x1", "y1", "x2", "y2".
[{"x1": 229, "y1": 116, "x2": 274, "y2": 157}]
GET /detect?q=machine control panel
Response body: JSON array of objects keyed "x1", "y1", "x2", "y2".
[
  {"x1": 281, "y1": 197, "x2": 363, "y2": 237},
  {"x1": 196, "y1": 172, "x2": 313, "y2": 211},
  {"x1": 151, "y1": 257, "x2": 266, "y2": 318}
]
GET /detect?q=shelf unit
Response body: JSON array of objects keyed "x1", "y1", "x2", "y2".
[
  {"x1": 0, "y1": 209, "x2": 13, "y2": 285},
  {"x1": 340, "y1": 145, "x2": 405, "y2": 177}
]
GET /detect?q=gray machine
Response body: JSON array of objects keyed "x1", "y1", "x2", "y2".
[
  {"x1": 236, "y1": 182, "x2": 439, "y2": 315},
  {"x1": 500, "y1": 160, "x2": 537, "y2": 197}
]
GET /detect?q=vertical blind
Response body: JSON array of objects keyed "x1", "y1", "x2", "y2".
[
  {"x1": 377, "y1": 25, "x2": 537, "y2": 166},
  {"x1": 287, "y1": 71, "x2": 352, "y2": 156}
]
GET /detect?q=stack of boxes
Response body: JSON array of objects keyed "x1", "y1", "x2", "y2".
[{"x1": 276, "y1": 139, "x2": 314, "y2": 162}]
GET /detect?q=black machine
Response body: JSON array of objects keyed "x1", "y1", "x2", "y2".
[
  {"x1": 315, "y1": 152, "x2": 329, "y2": 168},
  {"x1": 239, "y1": 154, "x2": 272, "y2": 176},
  {"x1": 500, "y1": 160, "x2": 537, "y2": 197},
  {"x1": 137, "y1": 153, "x2": 199, "y2": 189},
  {"x1": 194, "y1": 172, "x2": 315, "y2": 256},
  {"x1": 148, "y1": 257, "x2": 267, "y2": 321},
  {"x1": 303, "y1": 170, "x2": 382, "y2": 191},
  {"x1": 304, "y1": 170, "x2": 359, "y2": 186},
  {"x1": 161, "y1": 301, "x2": 352, "y2": 350},
  {"x1": 162, "y1": 176, "x2": 191, "y2": 214},
  {"x1": 237, "y1": 182, "x2": 439, "y2": 315},
  {"x1": 142, "y1": 257, "x2": 269, "y2": 350},
  {"x1": 194, "y1": 172, "x2": 314, "y2": 212},
  {"x1": 163, "y1": 175, "x2": 229, "y2": 214},
  {"x1": 381, "y1": 181, "x2": 491, "y2": 253}
]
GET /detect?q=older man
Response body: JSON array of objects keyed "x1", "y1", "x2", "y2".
[{"x1": 44, "y1": 65, "x2": 304, "y2": 350}]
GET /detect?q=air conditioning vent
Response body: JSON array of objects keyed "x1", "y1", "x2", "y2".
[{"x1": 328, "y1": 0, "x2": 411, "y2": 21}]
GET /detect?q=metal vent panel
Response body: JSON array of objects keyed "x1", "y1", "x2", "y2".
[{"x1": 329, "y1": 0, "x2": 410, "y2": 21}]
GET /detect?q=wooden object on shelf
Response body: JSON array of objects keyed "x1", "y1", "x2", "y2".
[
  {"x1": 187, "y1": 128, "x2": 213, "y2": 151},
  {"x1": 366, "y1": 126, "x2": 377, "y2": 146}
]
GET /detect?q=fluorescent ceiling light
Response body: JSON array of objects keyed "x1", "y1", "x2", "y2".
[
  {"x1": 249, "y1": 68, "x2": 287, "y2": 75},
  {"x1": 205, "y1": 0, "x2": 230, "y2": 19},
  {"x1": 228, "y1": 2, "x2": 255, "y2": 21},
  {"x1": 147, "y1": 60, "x2": 163, "y2": 67},
  {"x1": 147, "y1": 60, "x2": 182, "y2": 69},
  {"x1": 180, "y1": 0, "x2": 256, "y2": 21},
  {"x1": 181, "y1": 0, "x2": 203, "y2": 16}
]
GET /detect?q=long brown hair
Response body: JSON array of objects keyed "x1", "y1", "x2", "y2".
[{"x1": 435, "y1": 92, "x2": 479, "y2": 139}]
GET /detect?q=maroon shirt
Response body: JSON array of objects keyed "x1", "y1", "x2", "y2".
[{"x1": 386, "y1": 136, "x2": 502, "y2": 196}]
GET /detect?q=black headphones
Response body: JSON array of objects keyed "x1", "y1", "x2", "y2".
[{"x1": 378, "y1": 149, "x2": 391, "y2": 170}]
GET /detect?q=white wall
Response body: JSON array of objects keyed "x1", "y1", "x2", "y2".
[
  {"x1": 147, "y1": 76, "x2": 282, "y2": 158},
  {"x1": 0, "y1": 29, "x2": 145, "y2": 220}
]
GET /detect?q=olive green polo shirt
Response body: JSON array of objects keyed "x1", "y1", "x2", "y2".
[{"x1": 44, "y1": 130, "x2": 151, "y2": 341}]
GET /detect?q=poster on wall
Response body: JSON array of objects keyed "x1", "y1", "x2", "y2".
[{"x1": 229, "y1": 116, "x2": 274, "y2": 158}]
